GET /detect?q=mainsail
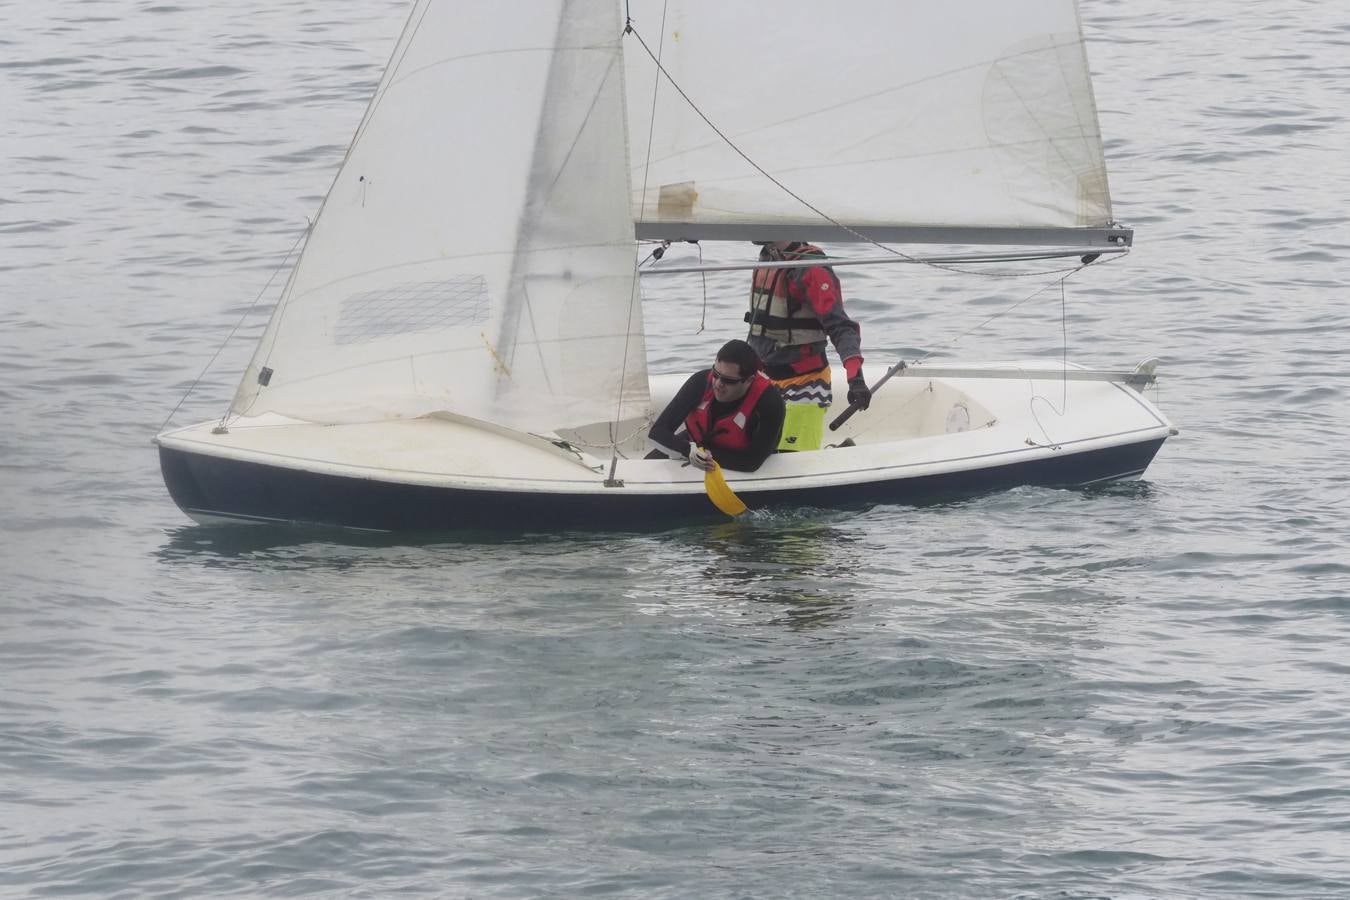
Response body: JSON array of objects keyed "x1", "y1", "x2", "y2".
[
  {"x1": 228, "y1": 0, "x2": 1122, "y2": 431},
  {"x1": 623, "y1": 0, "x2": 1119, "y2": 244},
  {"x1": 231, "y1": 0, "x2": 648, "y2": 431}
]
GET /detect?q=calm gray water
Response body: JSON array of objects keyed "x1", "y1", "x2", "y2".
[{"x1": 3, "y1": 1, "x2": 1349, "y2": 896}]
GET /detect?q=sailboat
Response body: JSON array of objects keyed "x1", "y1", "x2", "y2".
[{"x1": 155, "y1": 0, "x2": 1175, "y2": 531}]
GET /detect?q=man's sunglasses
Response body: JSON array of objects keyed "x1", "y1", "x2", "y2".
[{"x1": 711, "y1": 369, "x2": 749, "y2": 386}]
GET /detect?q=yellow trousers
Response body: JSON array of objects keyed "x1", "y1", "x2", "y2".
[
  {"x1": 772, "y1": 369, "x2": 832, "y2": 452},
  {"x1": 778, "y1": 402, "x2": 826, "y2": 451}
]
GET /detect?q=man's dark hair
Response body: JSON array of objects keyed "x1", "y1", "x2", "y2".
[{"x1": 716, "y1": 339, "x2": 760, "y2": 378}]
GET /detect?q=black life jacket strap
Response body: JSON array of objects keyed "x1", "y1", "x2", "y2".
[{"x1": 744, "y1": 308, "x2": 804, "y2": 330}]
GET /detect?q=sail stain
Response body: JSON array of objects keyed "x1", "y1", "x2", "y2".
[{"x1": 480, "y1": 332, "x2": 511, "y2": 377}]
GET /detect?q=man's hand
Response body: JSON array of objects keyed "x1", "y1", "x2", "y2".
[
  {"x1": 847, "y1": 375, "x2": 871, "y2": 410},
  {"x1": 688, "y1": 443, "x2": 715, "y2": 472}
]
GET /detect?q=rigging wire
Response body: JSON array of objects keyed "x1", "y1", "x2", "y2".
[
  {"x1": 1026, "y1": 276, "x2": 1072, "y2": 446},
  {"x1": 637, "y1": 240, "x2": 670, "y2": 267},
  {"x1": 849, "y1": 271, "x2": 1084, "y2": 445},
  {"x1": 915, "y1": 279, "x2": 1062, "y2": 364},
  {"x1": 632, "y1": 1, "x2": 669, "y2": 242},
  {"x1": 605, "y1": 3, "x2": 671, "y2": 481},
  {"x1": 913, "y1": 251, "x2": 1129, "y2": 365},
  {"x1": 1061, "y1": 275, "x2": 1068, "y2": 410},
  {"x1": 233, "y1": 0, "x2": 435, "y2": 426},
  {"x1": 697, "y1": 241, "x2": 708, "y2": 333},
  {"x1": 157, "y1": 224, "x2": 310, "y2": 436},
  {"x1": 1025, "y1": 282, "x2": 1072, "y2": 449}
]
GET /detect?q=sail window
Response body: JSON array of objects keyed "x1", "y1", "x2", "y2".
[{"x1": 333, "y1": 277, "x2": 489, "y2": 345}]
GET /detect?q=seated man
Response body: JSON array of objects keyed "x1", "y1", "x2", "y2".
[{"x1": 646, "y1": 339, "x2": 785, "y2": 473}]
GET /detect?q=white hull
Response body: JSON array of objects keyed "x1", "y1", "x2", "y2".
[{"x1": 156, "y1": 361, "x2": 1173, "y2": 530}]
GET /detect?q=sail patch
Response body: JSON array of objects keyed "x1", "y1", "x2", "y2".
[
  {"x1": 656, "y1": 181, "x2": 699, "y2": 218},
  {"x1": 334, "y1": 276, "x2": 488, "y2": 344}
]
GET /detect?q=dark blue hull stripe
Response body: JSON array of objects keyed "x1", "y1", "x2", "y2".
[{"x1": 159, "y1": 438, "x2": 1166, "y2": 532}]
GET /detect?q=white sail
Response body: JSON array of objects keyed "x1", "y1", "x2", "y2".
[
  {"x1": 624, "y1": 0, "x2": 1113, "y2": 240},
  {"x1": 231, "y1": 0, "x2": 648, "y2": 432}
]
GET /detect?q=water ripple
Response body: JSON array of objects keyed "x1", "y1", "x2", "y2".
[{"x1": 2, "y1": 0, "x2": 1349, "y2": 897}]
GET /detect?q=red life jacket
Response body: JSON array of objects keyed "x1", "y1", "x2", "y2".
[
  {"x1": 746, "y1": 242, "x2": 834, "y2": 348},
  {"x1": 685, "y1": 371, "x2": 773, "y2": 450}
]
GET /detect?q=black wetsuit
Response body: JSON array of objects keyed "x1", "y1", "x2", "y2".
[{"x1": 646, "y1": 369, "x2": 785, "y2": 472}]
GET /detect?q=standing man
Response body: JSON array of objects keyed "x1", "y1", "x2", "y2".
[
  {"x1": 746, "y1": 240, "x2": 869, "y2": 451},
  {"x1": 647, "y1": 340, "x2": 785, "y2": 473}
]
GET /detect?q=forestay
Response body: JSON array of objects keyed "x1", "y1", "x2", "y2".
[
  {"x1": 623, "y1": 0, "x2": 1115, "y2": 243},
  {"x1": 230, "y1": 0, "x2": 649, "y2": 433}
]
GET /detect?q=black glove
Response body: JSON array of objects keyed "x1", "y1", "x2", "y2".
[{"x1": 846, "y1": 375, "x2": 871, "y2": 410}]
